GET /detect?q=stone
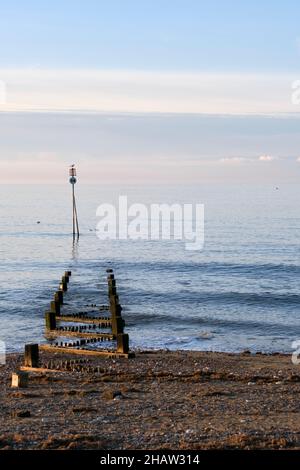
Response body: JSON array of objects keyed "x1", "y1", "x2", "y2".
[
  {"x1": 12, "y1": 410, "x2": 31, "y2": 418},
  {"x1": 103, "y1": 389, "x2": 123, "y2": 400}
]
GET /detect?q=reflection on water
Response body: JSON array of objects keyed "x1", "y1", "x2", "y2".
[{"x1": 72, "y1": 237, "x2": 79, "y2": 261}]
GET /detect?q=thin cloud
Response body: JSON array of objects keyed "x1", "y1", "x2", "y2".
[
  {"x1": 0, "y1": 68, "x2": 298, "y2": 115},
  {"x1": 219, "y1": 157, "x2": 250, "y2": 164},
  {"x1": 259, "y1": 155, "x2": 276, "y2": 162},
  {"x1": 220, "y1": 155, "x2": 278, "y2": 164}
]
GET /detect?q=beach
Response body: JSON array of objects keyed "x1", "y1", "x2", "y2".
[{"x1": 0, "y1": 349, "x2": 299, "y2": 450}]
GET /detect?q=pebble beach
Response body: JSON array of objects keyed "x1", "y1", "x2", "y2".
[{"x1": 1, "y1": 349, "x2": 300, "y2": 450}]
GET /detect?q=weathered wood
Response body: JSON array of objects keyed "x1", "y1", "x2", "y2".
[
  {"x1": 109, "y1": 296, "x2": 120, "y2": 309},
  {"x1": 50, "y1": 300, "x2": 60, "y2": 315},
  {"x1": 59, "y1": 281, "x2": 67, "y2": 292},
  {"x1": 45, "y1": 311, "x2": 56, "y2": 330},
  {"x1": 42, "y1": 268, "x2": 133, "y2": 360},
  {"x1": 11, "y1": 371, "x2": 28, "y2": 388},
  {"x1": 107, "y1": 277, "x2": 115, "y2": 284},
  {"x1": 112, "y1": 316, "x2": 124, "y2": 335},
  {"x1": 39, "y1": 344, "x2": 134, "y2": 358},
  {"x1": 62, "y1": 274, "x2": 69, "y2": 284},
  {"x1": 117, "y1": 333, "x2": 129, "y2": 354},
  {"x1": 109, "y1": 292, "x2": 120, "y2": 304},
  {"x1": 109, "y1": 296, "x2": 123, "y2": 317},
  {"x1": 20, "y1": 366, "x2": 64, "y2": 374},
  {"x1": 56, "y1": 315, "x2": 112, "y2": 325},
  {"x1": 24, "y1": 343, "x2": 39, "y2": 367},
  {"x1": 54, "y1": 290, "x2": 63, "y2": 304},
  {"x1": 45, "y1": 330, "x2": 114, "y2": 340},
  {"x1": 109, "y1": 285, "x2": 117, "y2": 296}
]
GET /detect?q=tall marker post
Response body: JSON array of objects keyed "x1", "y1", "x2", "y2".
[{"x1": 69, "y1": 165, "x2": 79, "y2": 239}]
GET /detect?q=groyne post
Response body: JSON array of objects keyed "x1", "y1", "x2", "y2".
[
  {"x1": 117, "y1": 333, "x2": 129, "y2": 353},
  {"x1": 50, "y1": 300, "x2": 60, "y2": 316},
  {"x1": 45, "y1": 311, "x2": 56, "y2": 330},
  {"x1": 54, "y1": 290, "x2": 63, "y2": 305},
  {"x1": 24, "y1": 343, "x2": 39, "y2": 367}
]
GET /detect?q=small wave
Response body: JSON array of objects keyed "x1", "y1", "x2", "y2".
[
  {"x1": 107, "y1": 259, "x2": 300, "y2": 277},
  {"x1": 126, "y1": 310, "x2": 300, "y2": 336},
  {"x1": 197, "y1": 331, "x2": 214, "y2": 340},
  {"x1": 124, "y1": 289, "x2": 300, "y2": 307}
]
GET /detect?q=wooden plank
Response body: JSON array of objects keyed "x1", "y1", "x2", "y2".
[
  {"x1": 39, "y1": 344, "x2": 135, "y2": 358},
  {"x1": 56, "y1": 316, "x2": 112, "y2": 325},
  {"x1": 20, "y1": 366, "x2": 64, "y2": 374},
  {"x1": 45, "y1": 330, "x2": 114, "y2": 340}
]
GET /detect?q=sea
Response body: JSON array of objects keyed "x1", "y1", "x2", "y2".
[{"x1": 0, "y1": 183, "x2": 299, "y2": 354}]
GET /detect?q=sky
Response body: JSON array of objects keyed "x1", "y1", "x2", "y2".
[{"x1": 0, "y1": 0, "x2": 300, "y2": 183}]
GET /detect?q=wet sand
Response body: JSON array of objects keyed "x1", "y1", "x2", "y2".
[{"x1": 0, "y1": 350, "x2": 300, "y2": 450}]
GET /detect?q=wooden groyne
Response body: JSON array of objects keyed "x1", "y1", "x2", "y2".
[{"x1": 19, "y1": 269, "x2": 134, "y2": 376}]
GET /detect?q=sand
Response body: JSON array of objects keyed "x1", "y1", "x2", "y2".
[{"x1": 0, "y1": 349, "x2": 300, "y2": 450}]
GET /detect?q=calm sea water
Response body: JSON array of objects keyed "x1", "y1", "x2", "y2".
[{"x1": 0, "y1": 183, "x2": 299, "y2": 353}]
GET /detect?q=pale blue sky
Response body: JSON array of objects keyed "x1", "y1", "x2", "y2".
[
  {"x1": 0, "y1": 1, "x2": 300, "y2": 183},
  {"x1": 0, "y1": 0, "x2": 300, "y2": 72}
]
